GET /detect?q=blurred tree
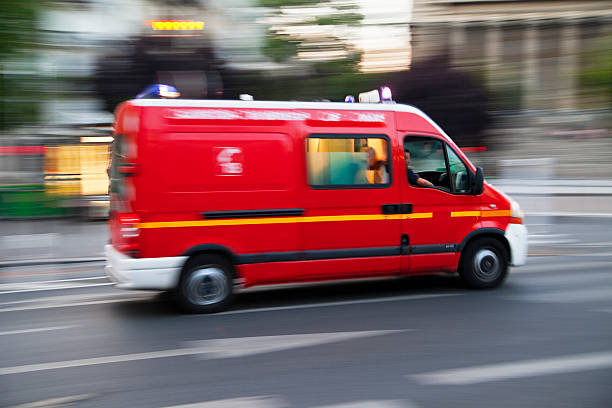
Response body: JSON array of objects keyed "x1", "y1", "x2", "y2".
[
  {"x1": 580, "y1": 35, "x2": 612, "y2": 108},
  {"x1": 0, "y1": 0, "x2": 41, "y2": 131},
  {"x1": 258, "y1": 0, "x2": 363, "y2": 75},
  {"x1": 0, "y1": 0, "x2": 37, "y2": 58},
  {"x1": 387, "y1": 55, "x2": 492, "y2": 147}
]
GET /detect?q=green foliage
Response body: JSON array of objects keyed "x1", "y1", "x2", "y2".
[
  {"x1": 258, "y1": 0, "x2": 328, "y2": 6},
  {"x1": 263, "y1": 33, "x2": 299, "y2": 63},
  {"x1": 226, "y1": 70, "x2": 384, "y2": 102},
  {"x1": 313, "y1": 13, "x2": 362, "y2": 26},
  {"x1": 312, "y1": 52, "x2": 362, "y2": 76},
  {"x1": 580, "y1": 35, "x2": 612, "y2": 107},
  {"x1": 258, "y1": 0, "x2": 363, "y2": 72},
  {"x1": 0, "y1": 74, "x2": 41, "y2": 130},
  {"x1": 0, "y1": 0, "x2": 38, "y2": 59},
  {"x1": 0, "y1": 0, "x2": 41, "y2": 131}
]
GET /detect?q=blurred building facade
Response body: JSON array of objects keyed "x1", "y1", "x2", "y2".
[{"x1": 411, "y1": 0, "x2": 612, "y2": 111}]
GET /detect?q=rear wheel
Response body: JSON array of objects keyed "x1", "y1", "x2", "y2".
[
  {"x1": 459, "y1": 237, "x2": 508, "y2": 289},
  {"x1": 177, "y1": 254, "x2": 234, "y2": 313}
]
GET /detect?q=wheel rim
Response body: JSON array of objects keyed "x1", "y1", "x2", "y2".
[
  {"x1": 472, "y1": 248, "x2": 500, "y2": 282},
  {"x1": 184, "y1": 266, "x2": 229, "y2": 306}
]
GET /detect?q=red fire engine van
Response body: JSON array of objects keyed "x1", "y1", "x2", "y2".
[{"x1": 105, "y1": 93, "x2": 528, "y2": 313}]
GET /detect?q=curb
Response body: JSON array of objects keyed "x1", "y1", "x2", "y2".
[{"x1": 0, "y1": 257, "x2": 105, "y2": 269}]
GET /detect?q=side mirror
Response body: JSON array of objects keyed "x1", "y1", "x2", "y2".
[{"x1": 472, "y1": 166, "x2": 484, "y2": 195}]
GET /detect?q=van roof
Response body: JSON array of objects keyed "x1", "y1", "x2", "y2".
[{"x1": 129, "y1": 99, "x2": 450, "y2": 140}]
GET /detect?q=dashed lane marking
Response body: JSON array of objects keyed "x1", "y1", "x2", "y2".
[
  {"x1": 4, "y1": 393, "x2": 97, "y2": 408},
  {"x1": 512, "y1": 287, "x2": 612, "y2": 303},
  {"x1": 0, "y1": 325, "x2": 77, "y2": 336},
  {"x1": 0, "y1": 294, "x2": 154, "y2": 313},
  {"x1": 410, "y1": 351, "x2": 612, "y2": 385},
  {"x1": 312, "y1": 400, "x2": 418, "y2": 408},
  {"x1": 0, "y1": 330, "x2": 407, "y2": 376},
  {"x1": 511, "y1": 260, "x2": 612, "y2": 274},
  {"x1": 0, "y1": 281, "x2": 113, "y2": 295},
  {"x1": 211, "y1": 293, "x2": 462, "y2": 316},
  {"x1": 162, "y1": 396, "x2": 287, "y2": 408},
  {"x1": 517, "y1": 271, "x2": 612, "y2": 285}
]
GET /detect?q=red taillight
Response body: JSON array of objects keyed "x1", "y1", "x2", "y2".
[
  {"x1": 118, "y1": 213, "x2": 140, "y2": 253},
  {"x1": 119, "y1": 213, "x2": 140, "y2": 225}
]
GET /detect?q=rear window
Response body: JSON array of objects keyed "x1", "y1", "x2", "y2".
[
  {"x1": 109, "y1": 134, "x2": 125, "y2": 196},
  {"x1": 306, "y1": 134, "x2": 390, "y2": 188}
]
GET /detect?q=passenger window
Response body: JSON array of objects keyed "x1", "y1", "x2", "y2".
[
  {"x1": 306, "y1": 135, "x2": 390, "y2": 187},
  {"x1": 404, "y1": 138, "x2": 450, "y2": 191},
  {"x1": 445, "y1": 145, "x2": 470, "y2": 193}
]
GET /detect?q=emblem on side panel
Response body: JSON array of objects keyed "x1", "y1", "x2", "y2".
[{"x1": 215, "y1": 147, "x2": 244, "y2": 176}]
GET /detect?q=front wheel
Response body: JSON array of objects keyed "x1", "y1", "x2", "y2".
[
  {"x1": 459, "y1": 237, "x2": 508, "y2": 289},
  {"x1": 177, "y1": 254, "x2": 235, "y2": 313}
]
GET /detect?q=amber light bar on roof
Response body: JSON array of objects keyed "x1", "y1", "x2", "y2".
[{"x1": 150, "y1": 20, "x2": 204, "y2": 31}]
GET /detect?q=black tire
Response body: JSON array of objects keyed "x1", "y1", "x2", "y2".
[
  {"x1": 459, "y1": 237, "x2": 508, "y2": 289},
  {"x1": 176, "y1": 254, "x2": 235, "y2": 313}
]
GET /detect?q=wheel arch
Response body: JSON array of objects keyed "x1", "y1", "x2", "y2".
[
  {"x1": 458, "y1": 228, "x2": 510, "y2": 264},
  {"x1": 181, "y1": 244, "x2": 239, "y2": 279}
]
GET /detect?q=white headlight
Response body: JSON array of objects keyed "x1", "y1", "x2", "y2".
[{"x1": 510, "y1": 198, "x2": 524, "y2": 219}]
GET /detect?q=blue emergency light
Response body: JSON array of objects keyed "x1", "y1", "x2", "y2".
[
  {"x1": 380, "y1": 86, "x2": 392, "y2": 101},
  {"x1": 136, "y1": 84, "x2": 180, "y2": 99}
]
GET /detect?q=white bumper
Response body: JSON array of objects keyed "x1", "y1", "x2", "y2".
[
  {"x1": 105, "y1": 244, "x2": 187, "y2": 290},
  {"x1": 505, "y1": 223, "x2": 528, "y2": 266}
]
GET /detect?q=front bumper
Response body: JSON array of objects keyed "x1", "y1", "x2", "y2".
[
  {"x1": 105, "y1": 244, "x2": 187, "y2": 290},
  {"x1": 505, "y1": 223, "x2": 528, "y2": 266}
]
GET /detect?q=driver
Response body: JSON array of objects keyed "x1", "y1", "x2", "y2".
[{"x1": 405, "y1": 150, "x2": 433, "y2": 187}]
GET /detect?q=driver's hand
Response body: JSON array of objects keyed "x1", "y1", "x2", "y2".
[{"x1": 419, "y1": 178, "x2": 433, "y2": 187}]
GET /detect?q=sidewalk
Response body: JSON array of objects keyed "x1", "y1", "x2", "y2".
[
  {"x1": 0, "y1": 180, "x2": 611, "y2": 267},
  {"x1": 0, "y1": 219, "x2": 108, "y2": 267},
  {"x1": 489, "y1": 179, "x2": 612, "y2": 218}
]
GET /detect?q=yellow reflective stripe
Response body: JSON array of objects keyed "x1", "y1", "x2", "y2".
[
  {"x1": 136, "y1": 212, "x2": 433, "y2": 229},
  {"x1": 408, "y1": 212, "x2": 433, "y2": 219},
  {"x1": 451, "y1": 211, "x2": 480, "y2": 217},
  {"x1": 483, "y1": 210, "x2": 511, "y2": 217},
  {"x1": 451, "y1": 210, "x2": 511, "y2": 218}
]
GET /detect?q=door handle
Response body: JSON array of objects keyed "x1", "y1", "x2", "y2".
[{"x1": 382, "y1": 203, "x2": 413, "y2": 214}]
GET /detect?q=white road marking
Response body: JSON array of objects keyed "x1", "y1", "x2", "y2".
[
  {"x1": 513, "y1": 287, "x2": 612, "y2": 303},
  {"x1": 0, "y1": 330, "x2": 407, "y2": 376},
  {"x1": 0, "y1": 295, "x2": 153, "y2": 313},
  {"x1": 312, "y1": 400, "x2": 418, "y2": 408},
  {"x1": 0, "y1": 290, "x2": 459, "y2": 313},
  {"x1": 410, "y1": 351, "x2": 612, "y2": 385},
  {"x1": 163, "y1": 396, "x2": 287, "y2": 408},
  {"x1": 187, "y1": 330, "x2": 409, "y2": 359},
  {"x1": 5, "y1": 393, "x2": 97, "y2": 408},
  {"x1": 0, "y1": 280, "x2": 113, "y2": 295},
  {"x1": 212, "y1": 293, "x2": 462, "y2": 316},
  {"x1": 0, "y1": 325, "x2": 77, "y2": 336},
  {"x1": 5, "y1": 276, "x2": 108, "y2": 284},
  {"x1": 0, "y1": 291, "x2": 146, "y2": 306},
  {"x1": 518, "y1": 271, "x2": 612, "y2": 285},
  {"x1": 511, "y1": 260, "x2": 612, "y2": 274}
]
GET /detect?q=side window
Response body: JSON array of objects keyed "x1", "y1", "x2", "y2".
[
  {"x1": 404, "y1": 138, "x2": 449, "y2": 191},
  {"x1": 445, "y1": 145, "x2": 470, "y2": 193},
  {"x1": 306, "y1": 135, "x2": 390, "y2": 188}
]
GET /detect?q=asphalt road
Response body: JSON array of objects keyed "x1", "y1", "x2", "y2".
[{"x1": 1, "y1": 220, "x2": 611, "y2": 408}]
